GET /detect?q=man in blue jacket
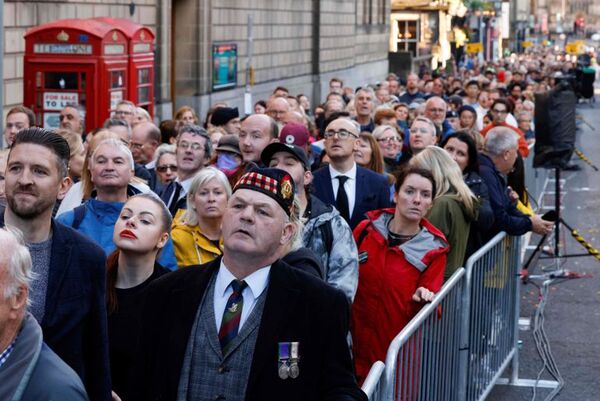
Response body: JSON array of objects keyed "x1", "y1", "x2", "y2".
[
  {"x1": 1, "y1": 128, "x2": 111, "y2": 401},
  {"x1": 479, "y1": 127, "x2": 553, "y2": 241}
]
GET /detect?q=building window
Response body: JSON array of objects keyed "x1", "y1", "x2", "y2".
[
  {"x1": 360, "y1": 0, "x2": 386, "y2": 25},
  {"x1": 396, "y1": 20, "x2": 419, "y2": 56}
]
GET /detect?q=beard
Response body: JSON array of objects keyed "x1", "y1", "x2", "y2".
[{"x1": 6, "y1": 188, "x2": 56, "y2": 220}]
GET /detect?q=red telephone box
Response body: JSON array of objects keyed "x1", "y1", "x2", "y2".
[
  {"x1": 93, "y1": 18, "x2": 155, "y2": 117},
  {"x1": 24, "y1": 18, "x2": 155, "y2": 133}
]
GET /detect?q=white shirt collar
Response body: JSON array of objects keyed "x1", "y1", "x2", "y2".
[
  {"x1": 145, "y1": 160, "x2": 156, "y2": 170},
  {"x1": 216, "y1": 259, "x2": 271, "y2": 300},
  {"x1": 176, "y1": 176, "x2": 195, "y2": 193},
  {"x1": 329, "y1": 162, "x2": 357, "y2": 181}
]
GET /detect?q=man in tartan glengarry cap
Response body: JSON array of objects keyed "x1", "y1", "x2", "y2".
[{"x1": 132, "y1": 166, "x2": 367, "y2": 401}]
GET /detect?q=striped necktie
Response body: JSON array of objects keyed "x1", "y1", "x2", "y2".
[{"x1": 218, "y1": 279, "x2": 248, "y2": 352}]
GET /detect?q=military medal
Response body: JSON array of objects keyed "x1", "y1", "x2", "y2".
[
  {"x1": 289, "y1": 342, "x2": 300, "y2": 379},
  {"x1": 278, "y1": 342, "x2": 291, "y2": 380},
  {"x1": 278, "y1": 361, "x2": 289, "y2": 380}
]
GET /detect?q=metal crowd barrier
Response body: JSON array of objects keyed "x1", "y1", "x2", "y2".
[
  {"x1": 362, "y1": 361, "x2": 385, "y2": 400},
  {"x1": 380, "y1": 268, "x2": 466, "y2": 401},
  {"x1": 367, "y1": 233, "x2": 522, "y2": 401},
  {"x1": 459, "y1": 232, "x2": 521, "y2": 401}
]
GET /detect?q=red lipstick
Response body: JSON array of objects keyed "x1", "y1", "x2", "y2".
[{"x1": 119, "y1": 229, "x2": 137, "y2": 239}]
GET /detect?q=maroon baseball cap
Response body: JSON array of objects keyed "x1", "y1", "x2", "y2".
[{"x1": 279, "y1": 123, "x2": 310, "y2": 147}]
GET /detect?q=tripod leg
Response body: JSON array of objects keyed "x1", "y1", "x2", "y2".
[
  {"x1": 559, "y1": 218, "x2": 600, "y2": 261},
  {"x1": 554, "y1": 168, "x2": 561, "y2": 257},
  {"x1": 523, "y1": 233, "x2": 548, "y2": 271}
]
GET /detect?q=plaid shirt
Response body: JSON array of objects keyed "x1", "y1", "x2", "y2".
[{"x1": 0, "y1": 338, "x2": 17, "y2": 369}]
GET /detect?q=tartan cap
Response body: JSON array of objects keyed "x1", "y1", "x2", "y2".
[{"x1": 233, "y1": 167, "x2": 295, "y2": 216}]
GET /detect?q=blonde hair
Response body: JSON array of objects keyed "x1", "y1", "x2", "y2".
[
  {"x1": 280, "y1": 196, "x2": 305, "y2": 256},
  {"x1": 56, "y1": 129, "x2": 84, "y2": 160},
  {"x1": 179, "y1": 167, "x2": 232, "y2": 226},
  {"x1": 135, "y1": 107, "x2": 151, "y2": 122},
  {"x1": 410, "y1": 146, "x2": 477, "y2": 216}
]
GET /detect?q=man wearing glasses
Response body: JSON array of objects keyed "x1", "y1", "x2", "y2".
[
  {"x1": 480, "y1": 99, "x2": 529, "y2": 157},
  {"x1": 113, "y1": 100, "x2": 137, "y2": 126},
  {"x1": 159, "y1": 125, "x2": 212, "y2": 216},
  {"x1": 424, "y1": 96, "x2": 454, "y2": 141},
  {"x1": 312, "y1": 117, "x2": 390, "y2": 229}
]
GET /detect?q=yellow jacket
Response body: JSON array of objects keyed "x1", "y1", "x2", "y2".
[{"x1": 171, "y1": 219, "x2": 223, "y2": 267}]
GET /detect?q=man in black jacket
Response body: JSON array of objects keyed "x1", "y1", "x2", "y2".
[
  {"x1": 134, "y1": 167, "x2": 366, "y2": 401},
  {"x1": 1, "y1": 128, "x2": 110, "y2": 401}
]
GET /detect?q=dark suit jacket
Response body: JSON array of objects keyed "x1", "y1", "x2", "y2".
[
  {"x1": 312, "y1": 164, "x2": 391, "y2": 229},
  {"x1": 133, "y1": 257, "x2": 366, "y2": 401},
  {"x1": 479, "y1": 153, "x2": 532, "y2": 241},
  {"x1": 158, "y1": 180, "x2": 188, "y2": 216},
  {"x1": 0, "y1": 213, "x2": 111, "y2": 401},
  {"x1": 146, "y1": 167, "x2": 158, "y2": 192}
]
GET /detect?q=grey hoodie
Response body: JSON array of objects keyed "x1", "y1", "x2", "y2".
[{"x1": 0, "y1": 313, "x2": 88, "y2": 401}]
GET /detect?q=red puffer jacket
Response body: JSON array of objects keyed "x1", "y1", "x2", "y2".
[{"x1": 351, "y1": 208, "x2": 449, "y2": 383}]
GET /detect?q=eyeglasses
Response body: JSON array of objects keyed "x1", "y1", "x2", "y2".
[
  {"x1": 115, "y1": 110, "x2": 133, "y2": 116},
  {"x1": 129, "y1": 142, "x2": 144, "y2": 150},
  {"x1": 178, "y1": 141, "x2": 203, "y2": 151},
  {"x1": 377, "y1": 137, "x2": 400, "y2": 143},
  {"x1": 492, "y1": 108, "x2": 508, "y2": 114},
  {"x1": 156, "y1": 164, "x2": 178, "y2": 173},
  {"x1": 324, "y1": 129, "x2": 358, "y2": 139}
]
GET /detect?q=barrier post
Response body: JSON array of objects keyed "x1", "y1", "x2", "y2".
[
  {"x1": 362, "y1": 361, "x2": 385, "y2": 401},
  {"x1": 382, "y1": 268, "x2": 465, "y2": 401}
]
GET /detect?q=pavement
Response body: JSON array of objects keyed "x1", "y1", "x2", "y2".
[{"x1": 487, "y1": 97, "x2": 600, "y2": 400}]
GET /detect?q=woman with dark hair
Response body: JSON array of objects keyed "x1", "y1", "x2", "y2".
[
  {"x1": 107, "y1": 193, "x2": 172, "y2": 400},
  {"x1": 351, "y1": 166, "x2": 449, "y2": 383},
  {"x1": 254, "y1": 99, "x2": 267, "y2": 114},
  {"x1": 441, "y1": 131, "x2": 494, "y2": 258}
]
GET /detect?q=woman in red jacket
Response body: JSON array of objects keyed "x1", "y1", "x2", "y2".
[{"x1": 352, "y1": 166, "x2": 449, "y2": 383}]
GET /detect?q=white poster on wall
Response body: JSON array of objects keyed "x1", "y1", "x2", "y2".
[
  {"x1": 43, "y1": 92, "x2": 79, "y2": 111},
  {"x1": 111, "y1": 91, "x2": 123, "y2": 110},
  {"x1": 43, "y1": 113, "x2": 61, "y2": 129}
]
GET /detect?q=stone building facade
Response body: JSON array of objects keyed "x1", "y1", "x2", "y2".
[{"x1": 3, "y1": 0, "x2": 389, "y2": 123}]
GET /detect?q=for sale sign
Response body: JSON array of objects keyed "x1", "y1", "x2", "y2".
[{"x1": 43, "y1": 92, "x2": 79, "y2": 111}]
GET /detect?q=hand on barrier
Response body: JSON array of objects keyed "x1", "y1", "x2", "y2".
[
  {"x1": 412, "y1": 287, "x2": 435, "y2": 303},
  {"x1": 530, "y1": 214, "x2": 554, "y2": 235}
]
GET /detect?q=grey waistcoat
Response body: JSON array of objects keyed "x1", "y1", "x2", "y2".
[{"x1": 177, "y1": 274, "x2": 267, "y2": 401}]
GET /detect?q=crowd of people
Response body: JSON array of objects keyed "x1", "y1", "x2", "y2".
[{"x1": 2, "y1": 49, "x2": 580, "y2": 401}]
